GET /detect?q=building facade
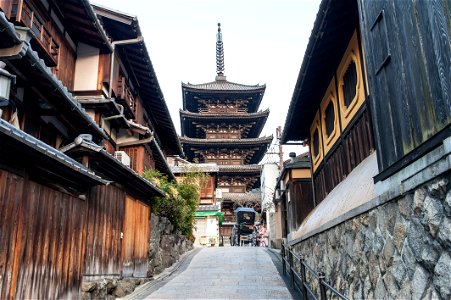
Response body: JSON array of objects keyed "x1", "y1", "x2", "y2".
[
  {"x1": 281, "y1": 0, "x2": 450, "y2": 298},
  {"x1": 0, "y1": 1, "x2": 180, "y2": 297},
  {"x1": 179, "y1": 24, "x2": 272, "y2": 239}
]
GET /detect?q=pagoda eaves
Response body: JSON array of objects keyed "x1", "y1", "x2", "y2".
[{"x1": 180, "y1": 109, "x2": 270, "y2": 139}]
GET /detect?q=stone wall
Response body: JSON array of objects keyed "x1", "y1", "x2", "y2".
[
  {"x1": 148, "y1": 214, "x2": 194, "y2": 275},
  {"x1": 81, "y1": 214, "x2": 193, "y2": 299},
  {"x1": 292, "y1": 176, "x2": 450, "y2": 299}
]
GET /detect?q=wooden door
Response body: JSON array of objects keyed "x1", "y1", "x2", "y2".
[{"x1": 122, "y1": 195, "x2": 150, "y2": 278}]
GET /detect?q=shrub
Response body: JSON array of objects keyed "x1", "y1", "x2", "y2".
[{"x1": 143, "y1": 167, "x2": 207, "y2": 237}]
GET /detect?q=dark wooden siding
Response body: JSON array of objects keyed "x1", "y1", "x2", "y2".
[
  {"x1": 314, "y1": 107, "x2": 374, "y2": 203},
  {"x1": 291, "y1": 180, "x2": 314, "y2": 231},
  {"x1": 0, "y1": 169, "x2": 87, "y2": 299},
  {"x1": 358, "y1": 0, "x2": 451, "y2": 175},
  {"x1": 122, "y1": 195, "x2": 150, "y2": 278},
  {"x1": 84, "y1": 185, "x2": 125, "y2": 278}
]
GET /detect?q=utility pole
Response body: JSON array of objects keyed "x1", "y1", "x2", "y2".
[{"x1": 276, "y1": 126, "x2": 284, "y2": 170}]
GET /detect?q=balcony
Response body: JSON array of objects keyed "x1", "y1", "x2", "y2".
[
  {"x1": 9, "y1": 0, "x2": 59, "y2": 66},
  {"x1": 116, "y1": 76, "x2": 136, "y2": 119}
]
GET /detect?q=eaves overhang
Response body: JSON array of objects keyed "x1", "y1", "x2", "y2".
[
  {"x1": 0, "y1": 119, "x2": 106, "y2": 190},
  {"x1": 0, "y1": 32, "x2": 108, "y2": 140},
  {"x1": 92, "y1": 4, "x2": 183, "y2": 156},
  {"x1": 61, "y1": 139, "x2": 165, "y2": 200},
  {"x1": 281, "y1": 0, "x2": 358, "y2": 143}
]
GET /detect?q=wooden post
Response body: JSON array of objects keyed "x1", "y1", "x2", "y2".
[
  {"x1": 318, "y1": 272, "x2": 327, "y2": 300},
  {"x1": 299, "y1": 255, "x2": 308, "y2": 300}
]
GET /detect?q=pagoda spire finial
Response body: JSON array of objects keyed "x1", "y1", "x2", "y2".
[{"x1": 216, "y1": 23, "x2": 226, "y2": 80}]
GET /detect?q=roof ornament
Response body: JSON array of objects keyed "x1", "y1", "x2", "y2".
[{"x1": 216, "y1": 23, "x2": 226, "y2": 81}]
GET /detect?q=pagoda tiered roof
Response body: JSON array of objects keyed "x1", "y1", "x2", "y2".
[
  {"x1": 179, "y1": 136, "x2": 273, "y2": 165},
  {"x1": 180, "y1": 109, "x2": 269, "y2": 138},
  {"x1": 182, "y1": 80, "x2": 266, "y2": 114},
  {"x1": 182, "y1": 80, "x2": 265, "y2": 91},
  {"x1": 217, "y1": 164, "x2": 262, "y2": 188}
]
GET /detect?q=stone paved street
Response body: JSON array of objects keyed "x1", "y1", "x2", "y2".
[{"x1": 127, "y1": 247, "x2": 294, "y2": 299}]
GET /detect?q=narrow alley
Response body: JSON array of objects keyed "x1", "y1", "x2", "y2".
[{"x1": 125, "y1": 247, "x2": 296, "y2": 300}]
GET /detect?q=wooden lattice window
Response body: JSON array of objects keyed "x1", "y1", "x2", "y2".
[
  {"x1": 338, "y1": 31, "x2": 366, "y2": 129},
  {"x1": 122, "y1": 147, "x2": 138, "y2": 171},
  {"x1": 324, "y1": 101, "x2": 335, "y2": 137},
  {"x1": 313, "y1": 129, "x2": 320, "y2": 158},
  {"x1": 343, "y1": 61, "x2": 357, "y2": 107},
  {"x1": 310, "y1": 111, "x2": 323, "y2": 172},
  {"x1": 320, "y1": 79, "x2": 340, "y2": 154}
]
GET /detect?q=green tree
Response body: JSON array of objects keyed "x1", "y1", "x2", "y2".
[{"x1": 142, "y1": 167, "x2": 207, "y2": 237}]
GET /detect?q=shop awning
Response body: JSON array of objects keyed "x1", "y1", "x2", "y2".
[{"x1": 194, "y1": 211, "x2": 224, "y2": 226}]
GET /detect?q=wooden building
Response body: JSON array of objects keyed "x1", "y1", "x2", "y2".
[
  {"x1": 179, "y1": 24, "x2": 272, "y2": 238},
  {"x1": 0, "y1": 1, "x2": 179, "y2": 297},
  {"x1": 273, "y1": 154, "x2": 313, "y2": 245},
  {"x1": 64, "y1": 3, "x2": 182, "y2": 281},
  {"x1": 281, "y1": 0, "x2": 450, "y2": 241},
  {"x1": 280, "y1": 0, "x2": 450, "y2": 297}
]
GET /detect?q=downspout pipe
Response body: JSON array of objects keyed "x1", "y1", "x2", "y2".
[
  {"x1": 103, "y1": 103, "x2": 126, "y2": 121},
  {"x1": 108, "y1": 37, "x2": 144, "y2": 98}
]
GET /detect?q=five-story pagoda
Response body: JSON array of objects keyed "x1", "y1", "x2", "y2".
[{"x1": 179, "y1": 24, "x2": 272, "y2": 238}]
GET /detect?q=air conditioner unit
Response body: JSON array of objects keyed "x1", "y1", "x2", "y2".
[{"x1": 114, "y1": 151, "x2": 130, "y2": 167}]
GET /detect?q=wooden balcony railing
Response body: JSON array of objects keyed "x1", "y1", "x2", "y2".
[
  {"x1": 10, "y1": 0, "x2": 59, "y2": 66},
  {"x1": 117, "y1": 76, "x2": 136, "y2": 116}
]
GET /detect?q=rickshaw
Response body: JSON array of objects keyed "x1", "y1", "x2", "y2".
[{"x1": 231, "y1": 207, "x2": 256, "y2": 246}]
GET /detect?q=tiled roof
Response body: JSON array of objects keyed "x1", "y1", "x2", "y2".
[
  {"x1": 179, "y1": 109, "x2": 269, "y2": 119},
  {"x1": 0, "y1": 12, "x2": 21, "y2": 47},
  {"x1": 197, "y1": 204, "x2": 221, "y2": 212},
  {"x1": 61, "y1": 138, "x2": 165, "y2": 197},
  {"x1": 0, "y1": 119, "x2": 106, "y2": 185},
  {"x1": 0, "y1": 32, "x2": 107, "y2": 140},
  {"x1": 282, "y1": 0, "x2": 358, "y2": 142},
  {"x1": 182, "y1": 80, "x2": 265, "y2": 92},
  {"x1": 93, "y1": 4, "x2": 183, "y2": 156},
  {"x1": 221, "y1": 192, "x2": 261, "y2": 202},
  {"x1": 179, "y1": 136, "x2": 273, "y2": 146},
  {"x1": 172, "y1": 163, "x2": 219, "y2": 174},
  {"x1": 218, "y1": 164, "x2": 262, "y2": 173},
  {"x1": 180, "y1": 109, "x2": 269, "y2": 139}
]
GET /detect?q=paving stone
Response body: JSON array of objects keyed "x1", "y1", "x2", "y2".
[{"x1": 143, "y1": 247, "x2": 293, "y2": 299}]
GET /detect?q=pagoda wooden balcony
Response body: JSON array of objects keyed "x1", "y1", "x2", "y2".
[
  {"x1": 199, "y1": 107, "x2": 247, "y2": 114},
  {"x1": 8, "y1": 0, "x2": 60, "y2": 67},
  {"x1": 116, "y1": 76, "x2": 136, "y2": 118}
]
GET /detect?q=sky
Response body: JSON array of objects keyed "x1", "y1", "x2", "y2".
[{"x1": 93, "y1": 0, "x2": 320, "y2": 162}]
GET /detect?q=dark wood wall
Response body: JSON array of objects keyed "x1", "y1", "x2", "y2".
[
  {"x1": 288, "y1": 180, "x2": 314, "y2": 233},
  {"x1": 84, "y1": 185, "x2": 125, "y2": 278},
  {"x1": 313, "y1": 107, "x2": 374, "y2": 203},
  {"x1": 358, "y1": 0, "x2": 451, "y2": 176},
  {"x1": 0, "y1": 169, "x2": 87, "y2": 299}
]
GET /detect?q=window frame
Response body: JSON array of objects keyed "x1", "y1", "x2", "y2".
[
  {"x1": 337, "y1": 31, "x2": 366, "y2": 130},
  {"x1": 320, "y1": 79, "x2": 341, "y2": 154}
]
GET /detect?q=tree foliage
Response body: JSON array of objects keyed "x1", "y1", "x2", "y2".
[{"x1": 142, "y1": 167, "x2": 207, "y2": 237}]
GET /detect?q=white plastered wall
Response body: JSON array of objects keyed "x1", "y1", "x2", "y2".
[{"x1": 73, "y1": 43, "x2": 100, "y2": 91}]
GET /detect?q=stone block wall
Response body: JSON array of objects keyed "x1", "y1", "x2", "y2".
[
  {"x1": 81, "y1": 214, "x2": 193, "y2": 299},
  {"x1": 292, "y1": 176, "x2": 450, "y2": 299},
  {"x1": 148, "y1": 214, "x2": 194, "y2": 276}
]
